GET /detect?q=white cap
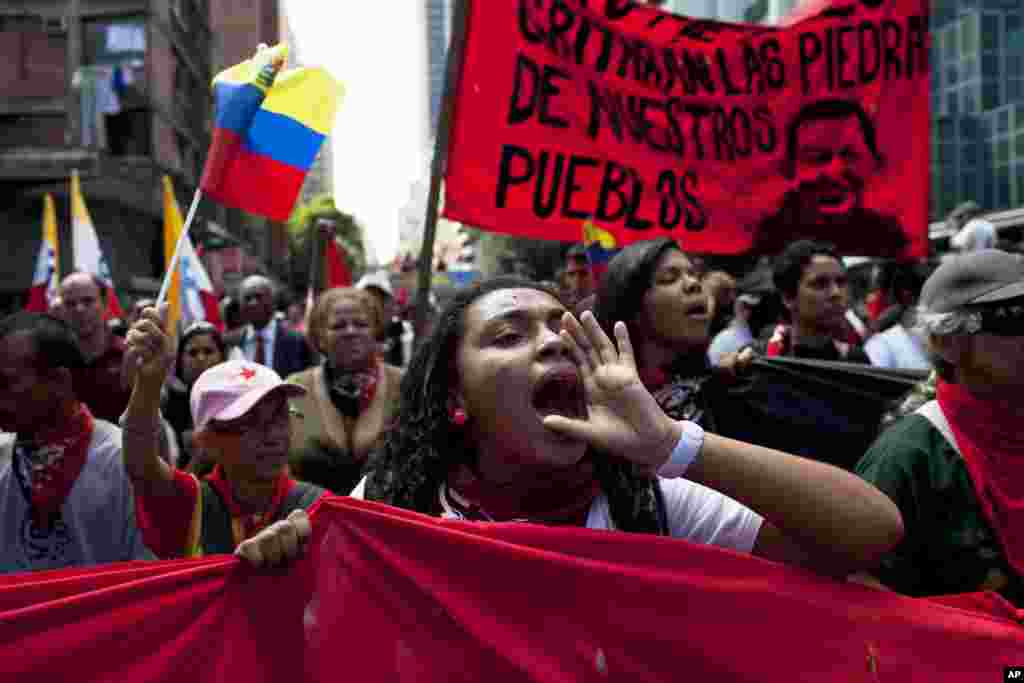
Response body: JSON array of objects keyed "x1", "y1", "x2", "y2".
[{"x1": 356, "y1": 270, "x2": 393, "y2": 298}]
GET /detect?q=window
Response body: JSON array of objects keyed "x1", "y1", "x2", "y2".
[
  {"x1": 946, "y1": 63, "x2": 959, "y2": 86},
  {"x1": 1007, "y1": 14, "x2": 1022, "y2": 38},
  {"x1": 998, "y1": 109, "x2": 1010, "y2": 134},
  {"x1": 947, "y1": 92, "x2": 960, "y2": 116},
  {"x1": 1010, "y1": 79, "x2": 1024, "y2": 102},
  {"x1": 83, "y1": 16, "x2": 146, "y2": 66},
  {"x1": 961, "y1": 173, "x2": 975, "y2": 200},
  {"x1": 959, "y1": 117, "x2": 976, "y2": 138},
  {"x1": 938, "y1": 118, "x2": 955, "y2": 139},
  {"x1": 1016, "y1": 133, "x2": 1024, "y2": 158},
  {"x1": 997, "y1": 166, "x2": 1011, "y2": 208},
  {"x1": 962, "y1": 88, "x2": 977, "y2": 114},
  {"x1": 963, "y1": 143, "x2": 979, "y2": 165},
  {"x1": 963, "y1": 56, "x2": 978, "y2": 79},
  {"x1": 982, "y1": 54, "x2": 1000, "y2": 81},
  {"x1": 962, "y1": 14, "x2": 979, "y2": 54},
  {"x1": 80, "y1": 16, "x2": 149, "y2": 155},
  {"x1": 997, "y1": 139, "x2": 1010, "y2": 164},
  {"x1": 946, "y1": 26, "x2": 959, "y2": 61},
  {"x1": 1008, "y1": 54, "x2": 1023, "y2": 76},
  {"x1": 982, "y1": 14, "x2": 1001, "y2": 51},
  {"x1": 983, "y1": 81, "x2": 1000, "y2": 110},
  {"x1": 943, "y1": 174, "x2": 958, "y2": 198}
]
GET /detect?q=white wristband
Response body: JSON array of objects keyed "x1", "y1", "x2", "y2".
[{"x1": 658, "y1": 421, "x2": 705, "y2": 479}]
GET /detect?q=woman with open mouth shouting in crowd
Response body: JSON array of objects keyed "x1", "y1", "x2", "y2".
[{"x1": 355, "y1": 277, "x2": 903, "y2": 577}]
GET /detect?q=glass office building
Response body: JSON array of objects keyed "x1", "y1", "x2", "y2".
[{"x1": 931, "y1": 2, "x2": 1024, "y2": 219}]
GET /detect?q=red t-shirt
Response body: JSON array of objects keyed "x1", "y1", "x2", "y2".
[{"x1": 72, "y1": 335, "x2": 131, "y2": 424}]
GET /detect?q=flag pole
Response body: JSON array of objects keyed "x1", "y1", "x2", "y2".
[
  {"x1": 413, "y1": 0, "x2": 468, "y2": 345},
  {"x1": 156, "y1": 187, "x2": 203, "y2": 306}
]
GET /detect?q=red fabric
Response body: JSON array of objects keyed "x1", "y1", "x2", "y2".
[
  {"x1": 442, "y1": 0, "x2": 928, "y2": 258},
  {"x1": 134, "y1": 468, "x2": 201, "y2": 559},
  {"x1": 24, "y1": 284, "x2": 49, "y2": 313},
  {"x1": 135, "y1": 466, "x2": 299, "y2": 559},
  {"x1": 205, "y1": 465, "x2": 296, "y2": 543},
  {"x1": 104, "y1": 285, "x2": 124, "y2": 321},
  {"x1": 1, "y1": 497, "x2": 1022, "y2": 682},
  {"x1": 937, "y1": 381, "x2": 1024, "y2": 577},
  {"x1": 765, "y1": 324, "x2": 854, "y2": 357},
  {"x1": 199, "y1": 290, "x2": 224, "y2": 332},
  {"x1": 71, "y1": 335, "x2": 131, "y2": 424},
  {"x1": 446, "y1": 458, "x2": 600, "y2": 526},
  {"x1": 323, "y1": 238, "x2": 352, "y2": 288},
  {"x1": 19, "y1": 403, "x2": 94, "y2": 529},
  {"x1": 201, "y1": 129, "x2": 307, "y2": 222},
  {"x1": 766, "y1": 324, "x2": 790, "y2": 357},
  {"x1": 865, "y1": 290, "x2": 889, "y2": 323}
]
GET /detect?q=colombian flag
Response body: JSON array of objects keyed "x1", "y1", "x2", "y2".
[
  {"x1": 582, "y1": 220, "x2": 619, "y2": 282},
  {"x1": 200, "y1": 44, "x2": 344, "y2": 222}
]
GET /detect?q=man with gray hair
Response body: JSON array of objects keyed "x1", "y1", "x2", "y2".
[
  {"x1": 855, "y1": 249, "x2": 1024, "y2": 605},
  {"x1": 234, "y1": 275, "x2": 312, "y2": 379}
]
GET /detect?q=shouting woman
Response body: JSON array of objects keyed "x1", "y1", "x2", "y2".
[{"x1": 357, "y1": 277, "x2": 903, "y2": 577}]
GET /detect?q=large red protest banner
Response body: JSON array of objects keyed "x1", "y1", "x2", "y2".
[
  {"x1": 1, "y1": 497, "x2": 1021, "y2": 681},
  {"x1": 443, "y1": 0, "x2": 929, "y2": 258}
]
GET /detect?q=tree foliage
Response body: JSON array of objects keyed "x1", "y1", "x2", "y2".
[
  {"x1": 462, "y1": 226, "x2": 566, "y2": 282},
  {"x1": 287, "y1": 194, "x2": 367, "y2": 286}
]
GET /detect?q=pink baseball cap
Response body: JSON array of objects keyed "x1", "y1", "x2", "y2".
[{"x1": 190, "y1": 360, "x2": 306, "y2": 431}]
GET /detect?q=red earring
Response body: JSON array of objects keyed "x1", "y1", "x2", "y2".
[{"x1": 450, "y1": 407, "x2": 467, "y2": 426}]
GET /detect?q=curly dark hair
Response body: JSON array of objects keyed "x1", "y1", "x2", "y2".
[
  {"x1": 363, "y1": 276, "x2": 663, "y2": 534},
  {"x1": 772, "y1": 240, "x2": 842, "y2": 300}
]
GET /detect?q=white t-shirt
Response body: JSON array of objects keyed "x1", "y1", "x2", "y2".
[
  {"x1": 951, "y1": 218, "x2": 996, "y2": 251},
  {"x1": 348, "y1": 476, "x2": 762, "y2": 553},
  {"x1": 0, "y1": 420, "x2": 153, "y2": 573},
  {"x1": 864, "y1": 324, "x2": 932, "y2": 371}
]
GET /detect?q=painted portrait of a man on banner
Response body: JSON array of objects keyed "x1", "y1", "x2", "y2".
[{"x1": 751, "y1": 98, "x2": 908, "y2": 256}]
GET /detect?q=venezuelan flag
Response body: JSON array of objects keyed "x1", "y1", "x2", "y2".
[
  {"x1": 201, "y1": 44, "x2": 344, "y2": 221},
  {"x1": 582, "y1": 220, "x2": 620, "y2": 283}
]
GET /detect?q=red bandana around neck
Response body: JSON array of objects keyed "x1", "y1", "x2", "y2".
[
  {"x1": 445, "y1": 459, "x2": 601, "y2": 527},
  {"x1": 937, "y1": 380, "x2": 1024, "y2": 576},
  {"x1": 14, "y1": 402, "x2": 95, "y2": 529},
  {"x1": 326, "y1": 357, "x2": 380, "y2": 418},
  {"x1": 765, "y1": 324, "x2": 851, "y2": 359},
  {"x1": 205, "y1": 465, "x2": 294, "y2": 543}
]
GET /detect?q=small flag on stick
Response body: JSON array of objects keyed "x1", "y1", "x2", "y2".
[
  {"x1": 26, "y1": 195, "x2": 60, "y2": 313},
  {"x1": 71, "y1": 170, "x2": 123, "y2": 319}
]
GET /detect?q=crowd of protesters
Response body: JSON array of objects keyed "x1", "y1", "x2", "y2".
[{"x1": 1, "y1": 220, "x2": 1024, "y2": 615}]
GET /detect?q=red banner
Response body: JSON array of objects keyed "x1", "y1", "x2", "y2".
[
  {"x1": 443, "y1": 0, "x2": 929, "y2": 258},
  {"x1": 2, "y1": 496, "x2": 1021, "y2": 682}
]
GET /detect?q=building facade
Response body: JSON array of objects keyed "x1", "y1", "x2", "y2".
[
  {"x1": 0, "y1": 0, "x2": 215, "y2": 313},
  {"x1": 930, "y1": 1, "x2": 1024, "y2": 221},
  {"x1": 0, "y1": 0, "x2": 284, "y2": 315}
]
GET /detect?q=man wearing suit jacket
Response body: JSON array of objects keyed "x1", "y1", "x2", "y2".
[{"x1": 232, "y1": 275, "x2": 313, "y2": 379}]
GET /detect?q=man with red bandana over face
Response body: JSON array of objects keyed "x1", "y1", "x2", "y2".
[{"x1": 855, "y1": 250, "x2": 1024, "y2": 605}]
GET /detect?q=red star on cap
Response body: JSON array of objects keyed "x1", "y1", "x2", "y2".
[{"x1": 239, "y1": 367, "x2": 257, "y2": 381}]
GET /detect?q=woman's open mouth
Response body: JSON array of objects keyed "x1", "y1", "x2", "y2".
[
  {"x1": 682, "y1": 300, "x2": 710, "y2": 319},
  {"x1": 532, "y1": 368, "x2": 587, "y2": 421}
]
